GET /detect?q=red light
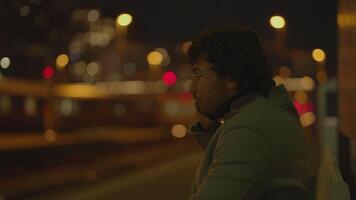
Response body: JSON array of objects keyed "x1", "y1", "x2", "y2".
[
  {"x1": 42, "y1": 66, "x2": 54, "y2": 80},
  {"x1": 162, "y1": 71, "x2": 177, "y2": 86},
  {"x1": 294, "y1": 101, "x2": 314, "y2": 115}
]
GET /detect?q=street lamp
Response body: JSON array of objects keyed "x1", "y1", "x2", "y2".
[
  {"x1": 270, "y1": 15, "x2": 286, "y2": 29},
  {"x1": 116, "y1": 13, "x2": 133, "y2": 27},
  {"x1": 312, "y1": 49, "x2": 326, "y2": 62}
]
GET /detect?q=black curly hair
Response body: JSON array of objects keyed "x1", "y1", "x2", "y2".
[{"x1": 188, "y1": 26, "x2": 275, "y2": 98}]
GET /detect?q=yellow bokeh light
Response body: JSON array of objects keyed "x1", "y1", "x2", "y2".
[
  {"x1": 56, "y1": 54, "x2": 69, "y2": 68},
  {"x1": 317, "y1": 70, "x2": 328, "y2": 83},
  {"x1": 301, "y1": 76, "x2": 315, "y2": 91},
  {"x1": 147, "y1": 51, "x2": 163, "y2": 66},
  {"x1": 116, "y1": 13, "x2": 132, "y2": 26},
  {"x1": 300, "y1": 112, "x2": 316, "y2": 127},
  {"x1": 270, "y1": 15, "x2": 286, "y2": 29},
  {"x1": 312, "y1": 49, "x2": 326, "y2": 62},
  {"x1": 273, "y1": 76, "x2": 285, "y2": 86},
  {"x1": 171, "y1": 124, "x2": 187, "y2": 138},
  {"x1": 44, "y1": 129, "x2": 57, "y2": 142},
  {"x1": 0, "y1": 57, "x2": 11, "y2": 69},
  {"x1": 278, "y1": 66, "x2": 291, "y2": 78},
  {"x1": 294, "y1": 91, "x2": 308, "y2": 104}
]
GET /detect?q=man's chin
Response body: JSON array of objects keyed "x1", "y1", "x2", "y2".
[
  {"x1": 197, "y1": 107, "x2": 221, "y2": 120},
  {"x1": 197, "y1": 103, "x2": 231, "y2": 120}
]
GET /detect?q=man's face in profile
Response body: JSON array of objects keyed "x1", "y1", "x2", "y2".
[{"x1": 189, "y1": 57, "x2": 233, "y2": 119}]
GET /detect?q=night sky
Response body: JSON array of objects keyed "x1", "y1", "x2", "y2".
[{"x1": 0, "y1": 0, "x2": 338, "y2": 79}]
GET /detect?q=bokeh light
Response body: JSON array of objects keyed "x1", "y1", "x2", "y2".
[
  {"x1": 300, "y1": 112, "x2": 316, "y2": 127},
  {"x1": 73, "y1": 61, "x2": 87, "y2": 75},
  {"x1": 0, "y1": 57, "x2": 11, "y2": 69},
  {"x1": 44, "y1": 129, "x2": 57, "y2": 142},
  {"x1": 312, "y1": 49, "x2": 326, "y2": 62},
  {"x1": 86, "y1": 62, "x2": 100, "y2": 76},
  {"x1": 162, "y1": 71, "x2": 177, "y2": 86},
  {"x1": 0, "y1": 95, "x2": 11, "y2": 114},
  {"x1": 20, "y1": 5, "x2": 30, "y2": 17},
  {"x1": 155, "y1": 47, "x2": 171, "y2": 66},
  {"x1": 123, "y1": 62, "x2": 137, "y2": 76},
  {"x1": 87, "y1": 10, "x2": 100, "y2": 22},
  {"x1": 56, "y1": 54, "x2": 69, "y2": 69},
  {"x1": 273, "y1": 76, "x2": 285, "y2": 86},
  {"x1": 116, "y1": 13, "x2": 132, "y2": 26},
  {"x1": 171, "y1": 124, "x2": 187, "y2": 138},
  {"x1": 270, "y1": 15, "x2": 286, "y2": 29},
  {"x1": 24, "y1": 97, "x2": 37, "y2": 116},
  {"x1": 147, "y1": 51, "x2": 164, "y2": 66},
  {"x1": 317, "y1": 70, "x2": 328, "y2": 83},
  {"x1": 42, "y1": 66, "x2": 55, "y2": 80},
  {"x1": 294, "y1": 91, "x2": 308, "y2": 104},
  {"x1": 82, "y1": 73, "x2": 95, "y2": 83},
  {"x1": 164, "y1": 100, "x2": 179, "y2": 117},
  {"x1": 278, "y1": 66, "x2": 291, "y2": 78},
  {"x1": 301, "y1": 76, "x2": 315, "y2": 91}
]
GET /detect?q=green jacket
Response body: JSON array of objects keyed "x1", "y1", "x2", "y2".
[{"x1": 189, "y1": 85, "x2": 309, "y2": 200}]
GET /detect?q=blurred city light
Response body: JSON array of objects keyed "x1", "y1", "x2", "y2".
[
  {"x1": 147, "y1": 51, "x2": 164, "y2": 66},
  {"x1": 82, "y1": 73, "x2": 95, "y2": 83},
  {"x1": 0, "y1": 95, "x2": 11, "y2": 114},
  {"x1": 155, "y1": 47, "x2": 171, "y2": 66},
  {"x1": 294, "y1": 91, "x2": 308, "y2": 104},
  {"x1": 116, "y1": 13, "x2": 132, "y2": 26},
  {"x1": 56, "y1": 54, "x2": 69, "y2": 69},
  {"x1": 42, "y1": 66, "x2": 55, "y2": 80},
  {"x1": 122, "y1": 62, "x2": 137, "y2": 76},
  {"x1": 24, "y1": 97, "x2": 37, "y2": 116},
  {"x1": 44, "y1": 129, "x2": 57, "y2": 142},
  {"x1": 19, "y1": 5, "x2": 30, "y2": 17},
  {"x1": 317, "y1": 70, "x2": 328, "y2": 83},
  {"x1": 273, "y1": 76, "x2": 285, "y2": 86},
  {"x1": 300, "y1": 76, "x2": 315, "y2": 91},
  {"x1": 87, "y1": 10, "x2": 100, "y2": 22},
  {"x1": 312, "y1": 48, "x2": 326, "y2": 62},
  {"x1": 121, "y1": 81, "x2": 146, "y2": 94},
  {"x1": 278, "y1": 66, "x2": 291, "y2": 78},
  {"x1": 164, "y1": 100, "x2": 179, "y2": 117},
  {"x1": 171, "y1": 124, "x2": 187, "y2": 138},
  {"x1": 300, "y1": 112, "x2": 316, "y2": 127},
  {"x1": 59, "y1": 99, "x2": 75, "y2": 116},
  {"x1": 294, "y1": 101, "x2": 314, "y2": 115},
  {"x1": 0, "y1": 57, "x2": 11, "y2": 69},
  {"x1": 270, "y1": 15, "x2": 286, "y2": 29},
  {"x1": 69, "y1": 40, "x2": 83, "y2": 55},
  {"x1": 73, "y1": 61, "x2": 87, "y2": 75},
  {"x1": 162, "y1": 71, "x2": 177, "y2": 86},
  {"x1": 86, "y1": 62, "x2": 100, "y2": 76}
]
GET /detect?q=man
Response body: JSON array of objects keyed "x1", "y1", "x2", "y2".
[{"x1": 188, "y1": 26, "x2": 309, "y2": 200}]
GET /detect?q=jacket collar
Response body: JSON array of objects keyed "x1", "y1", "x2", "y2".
[{"x1": 223, "y1": 85, "x2": 291, "y2": 121}]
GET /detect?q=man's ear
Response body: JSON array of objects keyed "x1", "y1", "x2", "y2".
[
  {"x1": 226, "y1": 80, "x2": 239, "y2": 97},
  {"x1": 226, "y1": 80, "x2": 238, "y2": 90}
]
